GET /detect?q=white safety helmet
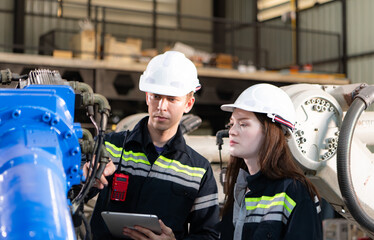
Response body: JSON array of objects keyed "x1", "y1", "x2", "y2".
[
  {"x1": 139, "y1": 51, "x2": 201, "y2": 96},
  {"x1": 221, "y1": 83, "x2": 296, "y2": 130}
]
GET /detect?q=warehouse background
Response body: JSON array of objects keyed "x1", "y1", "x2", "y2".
[
  {"x1": 0, "y1": 0, "x2": 373, "y2": 85},
  {"x1": 1, "y1": 0, "x2": 373, "y2": 138},
  {"x1": 1, "y1": 1, "x2": 374, "y2": 239}
]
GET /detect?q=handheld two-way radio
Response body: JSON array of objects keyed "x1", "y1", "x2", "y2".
[
  {"x1": 111, "y1": 131, "x2": 129, "y2": 202},
  {"x1": 111, "y1": 173, "x2": 129, "y2": 201}
]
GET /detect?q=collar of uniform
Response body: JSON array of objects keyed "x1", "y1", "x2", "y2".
[
  {"x1": 127, "y1": 116, "x2": 188, "y2": 155},
  {"x1": 245, "y1": 170, "x2": 269, "y2": 194},
  {"x1": 125, "y1": 116, "x2": 152, "y2": 147},
  {"x1": 234, "y1": 169, "x2": 251, "y2": 205},
  {"x1": 165, "y1": 125, "x2": 187, "y2": 154}
]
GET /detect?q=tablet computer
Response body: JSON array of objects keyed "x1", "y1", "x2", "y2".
[{"x1": 101, "y1": 211, "x2": 161, "y2": 238}]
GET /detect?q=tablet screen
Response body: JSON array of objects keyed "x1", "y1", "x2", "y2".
[{"x1": 101, "y1": 211, "x2": 161, "y2": 238}]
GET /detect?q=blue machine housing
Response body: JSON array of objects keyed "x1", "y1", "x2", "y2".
[{"x1": 0, "y1": 85, "x2": 83, "y2": 239}]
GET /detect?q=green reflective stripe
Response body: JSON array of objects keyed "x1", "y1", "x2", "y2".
[
  {"x1": 158, "y1": 155, "x2": 206, "y2": 174},
  {"x1": 245, "y1": 192, "x2": 296, "y2": 216},
  {"x1": 123, "y1": 151, "x2": 151, "y2": 165},
  {"x1": 247, "y1": 201, "x2": 293, "y2": 214},
  {"x1": 105, "y1": 141, "x2": 149, "y2": 159},
  {"x1": 154, "y1": 161, "x2": 204, "y2": 178},
  {"x1": 105, "y1": 141, "x2": 122, "y2": 152},
  {"x1": 106, "y1": 147, "x2": 121, "y2": 158},
  {"x1": 246, "y1": 192, "x2": 296, "y2": 207},
  {"x1": 123, "y1": 150, "x2": 148, "y2": 158},
  {"x1": 155, "y1": 156, "x2": 206, "y2": 178},
  {"x1": 105, "y1": 142, "x2": 122, "y2": 158},
  {"x1": 105, "y1": 141, "x2": 151, "y2": 166},
  {"x1": 122, "y1": 157, "x2": 150, "y2": 165}
]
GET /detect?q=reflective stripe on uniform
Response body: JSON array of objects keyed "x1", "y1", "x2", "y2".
[
  {"x1": 190, "y1": 193, "x2": 219, "y2": 212},
  {"x1": 105, "y1": 141, "x2": 206, "y2": 190},
  {"x1": 150, "y1": 155, "x2": 207, "y2": 191},
  {"x1": 105, "y1": 141, "x2": 150, "y2": 165},
  {"x1": 245, "y1": 213, "x2": 288, "y2": 225},
  {"x1": 148, "y1": 171, "x2": 200, "y2": 190},
  {"x1": 156, "y1": 155, "x2": 206, "y2": 177},
  {"x1": 105, "y1": 141, "x2": 151, "y2": 177},
  {"x1": 315, "y1": 195, "x2": 321, "y2": 214},
  {"x1": 245, "y1": 192, "x2": 296, "y2": 224}
]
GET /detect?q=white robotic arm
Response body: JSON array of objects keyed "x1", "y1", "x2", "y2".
[{"x1": 283, "y1": 83, "x2": 374, "y2": 237}]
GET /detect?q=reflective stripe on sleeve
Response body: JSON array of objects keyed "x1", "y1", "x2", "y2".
[
  {"x1": 190, "y1": 193, "x2": 219, "y2": 212},
  {"x1": 245, "y1": 192, "x2": 296, "y2": 224}
]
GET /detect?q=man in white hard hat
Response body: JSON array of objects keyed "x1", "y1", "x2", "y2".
[{"x1": 85, "y1": 51, "x2": 220, "y2": 240}]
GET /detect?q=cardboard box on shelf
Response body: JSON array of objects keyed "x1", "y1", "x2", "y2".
[
  {"x1": 103, "y1": 35, "x2": 141, "y2": 63},
  {"x1": 215, "y1": 54, "x2": 234, "y2": 69},
  {"x1": 53, "y1": 50, "x2": 73, "y2": 59},
  {"x1": 70, "y1": 30, "x2": 101, "y2": 60},
  {"x1": 126, "y1": 38, "x2": 142, "y2": 52}
]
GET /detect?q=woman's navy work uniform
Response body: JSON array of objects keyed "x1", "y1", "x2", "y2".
[
  {"x1": 218, "y1": 169, "x2": 322, "y2": 240},
  {"x1": 90, "y1": 117, "x2": 220, "y2": 240}
]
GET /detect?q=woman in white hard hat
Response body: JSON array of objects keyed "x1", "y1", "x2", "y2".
[{"x1": 217, "y1": 83, "x2": 322, "y2": 240}]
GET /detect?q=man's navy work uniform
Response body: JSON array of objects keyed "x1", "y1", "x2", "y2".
[
  {"x1": 90, "y1": 117, "x2": 220, "y2": 239},
  {"x1": 217, "y1": 169, "x2": 322, "y2": 240}
]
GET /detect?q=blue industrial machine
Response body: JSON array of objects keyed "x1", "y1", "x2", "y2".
[
  {"x1": 0, "y1": 69, "x2": 110, "y2": 240},
  {"x1": 0, "y1": 84, "x2": 82, "y2": 239}
]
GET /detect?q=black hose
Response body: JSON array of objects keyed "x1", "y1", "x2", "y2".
[
  {"x1": 81, "y1": 211, "x2": 92, "y2": 240},
  {"x1": 216, "y1": 129, "x2": 229, "y2": 170},
  {"x1": 337, "y1": 86, "x2": 374, "y2": 234},
  {"x1": 71, "y1": 113, "x2": 108, "y2": 213},
  {"x1": 71, "y1": 130, "x2": 103, "y2": 212}
]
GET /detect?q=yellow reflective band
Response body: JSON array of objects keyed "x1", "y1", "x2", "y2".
[
  {"x1": 245, "y1": 192, "x2": 296, "y2": 214},
  {"x1": 246, "y1": 192, "x2": 296, "y2": 206},
  {"x1": 105, "y1": 141, "x2": 150, "y2": 165},
  {"x1": 105, "y1": 142, "x2": 149, "y2": 157},
  {"x1": 105, "y1": 141, "x2": 122, "y2": 152},
  {"x1": 158, "y1": 155, "x2": 206, "y2": 173},
  {"x1": 246, "y1": 200, "x2": 293, "y2": 214},
  {"x1": 123, "y1": 155, "x2": 151, "y2": 165},
  {"x1": 154, "y1": 160, "x2": 205, "y2": 178},
  {"x1": 105, "y1": 147, "x2": 121, "y2": 158},
  {"x1": 123, "y1": 150, "x2": 148, "y2": 158}
]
